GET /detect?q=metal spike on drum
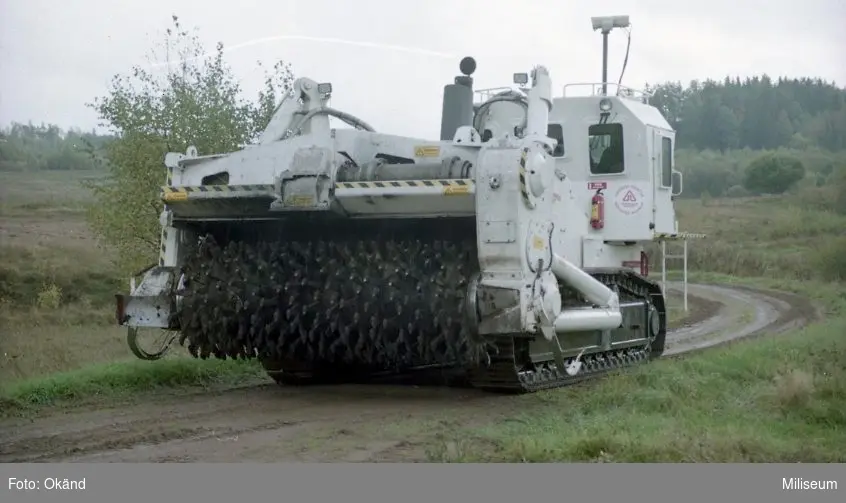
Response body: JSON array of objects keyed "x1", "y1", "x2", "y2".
[{"x1": 174, "y1": 233, "x2": 483, "y2": 375}]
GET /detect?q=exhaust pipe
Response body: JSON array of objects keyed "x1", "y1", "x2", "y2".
[
  {"x1": 550, "y1": 253, "x2": 622, "y2": 332},
  {"x1": 554, "y1": 307, "x2": 622, "y2": 332},
  {"x1": 439, "y1": 57, "x2": 477, "y2": 141}
]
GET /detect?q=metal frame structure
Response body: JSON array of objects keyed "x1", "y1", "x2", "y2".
[
  {"x1": 655, "y1": 232, "x2": 707, "y2": 312},
  {"x1": 561, "y1": 82, "x2": 651, "y2": 104},
  {"x1": 473, "y1": 87, "x2": 516, "y2": 103}
]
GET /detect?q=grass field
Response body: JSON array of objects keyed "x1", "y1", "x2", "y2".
[
  {"x1": 0, "y1": 170, "x2": 127, "y2": 382},
  {"x1": 1, "y1": 167, "x2": 845, "y2": 462},
  {"x1": 427, "y1": 315, "x2": 846, "y2": 462},
  {"x1": 650, "y1": 195, "x2": 846, "y2": 282}
]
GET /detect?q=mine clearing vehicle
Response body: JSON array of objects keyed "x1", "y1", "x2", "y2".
[{"x1": 116, "y1": 15, "x2": 687, "y2": 393}]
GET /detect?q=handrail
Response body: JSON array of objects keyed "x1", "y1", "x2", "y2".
[
  {"x1": 473, "y1": 82, "x2": 652, "y2": 104},
  {"x1": 473, "y1": 86, "x2": 520, "y2": 105},
  {"x1": 561, "y1": 82, "x2": 652, "y2": 103}
]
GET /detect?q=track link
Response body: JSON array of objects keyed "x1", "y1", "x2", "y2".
[{"x1": 466, "y1": 271, "x2": 666, "y2": 393}]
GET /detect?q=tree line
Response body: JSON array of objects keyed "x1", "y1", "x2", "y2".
[
  {"x1": 5, "y1": 75, "x2": 845, "y2": 175},
  {"x1": 0, "y1": 122, "x2": 114, "y2": 172},
  {"x1": 646, "y1": 76, "x2": 846, "y2": 152},
  {"x1": 4, "y1": 74, "x2": 845, "y2": 174}
]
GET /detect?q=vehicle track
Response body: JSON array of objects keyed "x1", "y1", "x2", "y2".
[{"x1": 0, "y1": 283, "x2": 819, "y2": 463}]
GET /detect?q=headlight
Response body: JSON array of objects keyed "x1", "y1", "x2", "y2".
[{"x1": 599, "y1": 98, "x2": 612, "y2": 112}]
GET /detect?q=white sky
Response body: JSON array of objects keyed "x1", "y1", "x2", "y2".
[{"x1": 1, "y1": 0, "x2": 844, "y2": 139}]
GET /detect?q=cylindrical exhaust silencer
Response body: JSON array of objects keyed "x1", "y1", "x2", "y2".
[{"x1": 440, "y1": 79, "x2": 474, "y2": 141}]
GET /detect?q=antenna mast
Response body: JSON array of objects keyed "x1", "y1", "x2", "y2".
[{"x1": 591, "y1": 15, "x2": 631, "y2": 96}]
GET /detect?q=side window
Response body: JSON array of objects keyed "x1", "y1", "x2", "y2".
[
  {"x1": 588, "y1": 123, "x2": 624, "y2": 175},
  {"x1": 547, "y1": 124, "x2": 565, "y2": 157},
  {"x1": 661, "y1": 136, "x2": 673, "y2": 187}
]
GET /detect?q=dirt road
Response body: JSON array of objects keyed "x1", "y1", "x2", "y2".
[{"x1": 0, "y1": 283, "x2": 819, "y2": 463}]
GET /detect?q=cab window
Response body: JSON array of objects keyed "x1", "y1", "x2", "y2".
[
  {"x1": 547, "y1": 124, "x2": 565, "y2": 157},
  {"x1": 661, "y1": 136, "x2": 673, "y2": 187},
  {"x1": 588, "y1": 123, "x2": 624, "y2": 175}
]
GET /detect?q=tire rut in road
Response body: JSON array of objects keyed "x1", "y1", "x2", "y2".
[
  {"x1": 663, "y1": 283, "x2": 819, "y2": 356},
  {"x1": 0, "y1": 385, "x2": 492, "y2": 462}
]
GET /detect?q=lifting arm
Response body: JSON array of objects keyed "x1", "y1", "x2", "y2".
[{"x1": 257, "y1": 78, "x2": 375, "y2": 144}]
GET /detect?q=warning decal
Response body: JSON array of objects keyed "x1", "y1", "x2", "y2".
[
  {"x1": 615, "y1": 185, "x2": 645, "y2": 215},
  {"x1": 414, "y1": 145, "x2": 440, "y2": 157}
]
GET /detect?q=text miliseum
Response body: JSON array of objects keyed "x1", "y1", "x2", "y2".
[{"x1": 782, "y1": 478, "x2": 838, "y2": 491}]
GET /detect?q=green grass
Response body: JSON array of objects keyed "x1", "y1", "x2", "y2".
[
  {"x1": 0, "y1": 169, "x2": 106, "y2": 216},
  {"x1": 0, "y1": 357, "x2": 265, "y2": 418},
  {"x1": 0, "y1": 169, "x2": 127, "y2": 383},
  {"x1": 0, "y1": 244, "x2": 121, "y2": 307},
  {"x1": 426, "y1": 317, "x2": 846, "y2": 462},
  {"x1": 422, "y1": 274, "x2": 846, "y2": 463},
  {"x1": 661, "y1": 271, "x2": 846, "y2": 317},
  {"x1": 650, "y1": 197, "x2": 846, "y2": 282},
  {"x1": 0, "y1": 164, "x2": 268, "y2": 416}
]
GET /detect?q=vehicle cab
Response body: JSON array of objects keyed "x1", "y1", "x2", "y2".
[
  {"x1": 473, "y1": 81, "x2": 681, "y2": 243},
  {"x1": 546, "y1": 82, "x2": 682, "y2": 242}
]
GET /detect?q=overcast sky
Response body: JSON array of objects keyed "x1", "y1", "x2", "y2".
[{"x1": 1, "y1": 0, "x2": 844, "y2": 139}]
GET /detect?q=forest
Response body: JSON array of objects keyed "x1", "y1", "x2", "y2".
[
  {"x1": 0, "y1": 123, "x2": 113, "y2": 172},
  {"x1": 2, "y1": 74, "x2": 845, "y2": 204},
  {"x1": 646, "y1": 76, "x2": 846, "y2": 152}
]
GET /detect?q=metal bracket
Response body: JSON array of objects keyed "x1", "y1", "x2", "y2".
[
  {"x1": 533, "y1": 291, "x2": 566, "y2": 375},
  {"x1": 565, "y1": 348, "x2": 586, "y2": 376},
  {"x1": 536, "y1": 302, "x2": 585, "y2": 377},
  {"x1": 539, "y1": 322, "x2": 567, "y2": 374},
  {"x1": 270, "y1": 146, "x2": 333, "y2": 211},
  {"x1": 122, "y1": 266, "x2": 177, "y2": 329}
]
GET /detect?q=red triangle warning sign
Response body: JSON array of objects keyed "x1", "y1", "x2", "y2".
[{"x1": 622, "y1": 190, "x2": 637, "y2": 202}]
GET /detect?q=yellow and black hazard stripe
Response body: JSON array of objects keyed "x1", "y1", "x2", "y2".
[
  {"x1": 518, "y1": 147, "x2": 534, "y2": 208},
  {"x1": 161, "y1": 184, "x2": 275, "y2": 194},
  {"x1": 160, "y1": 184, "x2": 275, "y2": 202},
  {"x1": 334, "y1": 179, "x2": 472, "y2": 189},
  {"x1": 334, "y1": 179, "x2": 474, "y2": 195}
]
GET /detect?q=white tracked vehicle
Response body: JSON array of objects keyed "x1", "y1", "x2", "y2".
[{"x1": 116, "y1": 16, "x2": 684, "y2": 393}]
